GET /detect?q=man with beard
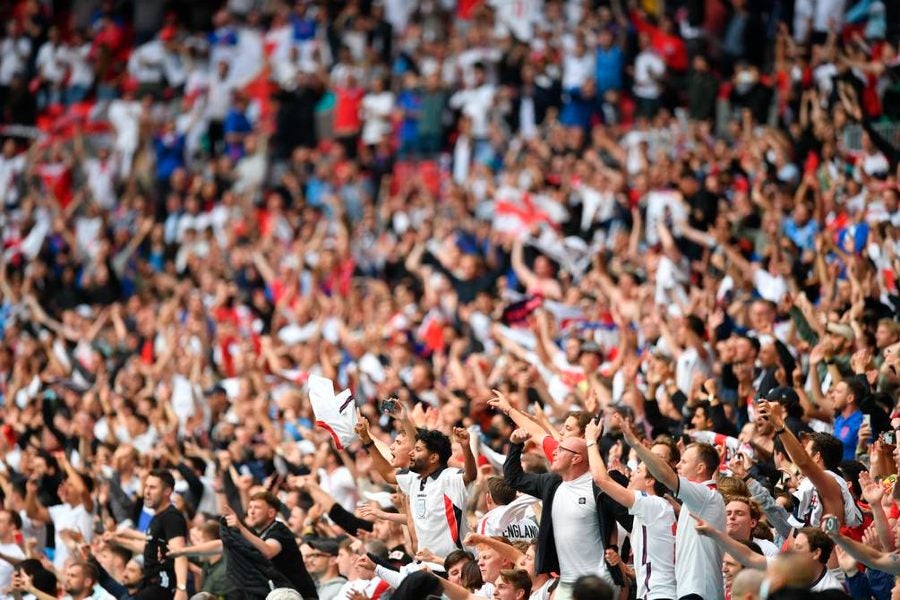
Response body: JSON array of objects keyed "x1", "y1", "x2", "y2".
[
  {"x1": 361, "y1": 424, "x2": 476, "y2": 559},
  {"x1": 224, "y1": 491, "x2": 318, "y2": 599},
  {"x1": 62, "y1": 562, "x2": 116, "y2": 600},
  {"x1": 111, "y1": 470, "x2": 188, "y2": 600}
]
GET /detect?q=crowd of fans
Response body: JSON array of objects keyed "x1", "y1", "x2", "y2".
[{"x1": 0, "y1": 0, "x2": 899, "y2": 599}]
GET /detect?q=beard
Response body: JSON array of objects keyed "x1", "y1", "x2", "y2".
[{"x1": 408, "y1": 456, "x2": 427, "y2": 473}]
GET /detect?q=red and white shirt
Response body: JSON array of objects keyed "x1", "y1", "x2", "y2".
[{"x1": 396, "y1": 466, "x2": 468, "y2": 558}]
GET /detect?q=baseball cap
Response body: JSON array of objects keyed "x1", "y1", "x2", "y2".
[
  {"x1": 766, "y1": 387, "x2": 799, "y2": 405},
  {"x1": 308, "y1": 539, "x2": 339, "y2": 557},
  {"x1": 825, "y1": 322, "x2": 855, "y2": 341}
]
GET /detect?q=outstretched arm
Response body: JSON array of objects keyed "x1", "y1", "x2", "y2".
[
  {"x1": 824, "y1": 516, "x2": 900, "y2": 575},
  {"x1": 613, "y1": 414, "x2": 678, "y2": 492},
  {"x1": 693, "y1": 515, "x2": 768, "y2": 569}
]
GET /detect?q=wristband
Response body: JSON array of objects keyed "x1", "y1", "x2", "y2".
[
  {"x1": 362, "y1": 440, "x2": 375, "y2": 450},
  {"x1": 774, "y1": 426, "x2": 785, "y2": 435},
  {"x1": 586, "y1": 441, "x2": 597, "y2": 448}
]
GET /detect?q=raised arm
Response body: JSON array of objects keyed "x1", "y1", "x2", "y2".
[
  {"x1": 585, "y1": 420, "x2": 636, "y2": 508},
  {"x1": 758, "y1": 400, "x2": 845, "y2": 523},
  {"x1": 24, "y1": 479, "x2": 50, "y2": 524},
  {"x1": 503, "y1": 429, "x2": 551, "y2": 499},
  {"x1": 169, "y1": 539, "x2": 223, "y2": 558},
  {"x1": 614, "y1": 414, "x2": 678, "y2": 492},
  {"x1": 463, "y1": 533, "x2": 524, "y2": 564},
  {"x1": 354, "y1": 417, "x2": 398, "y2": 484},
  {"x1": 453, "y1": 427, "x2": 477, "y2": 485},
  {"x1": 511, "y1": 238, "x2": 540, "y2": 291},
  {"x1": 488, "y1": 390, "x2": 552, "y2": 443}
]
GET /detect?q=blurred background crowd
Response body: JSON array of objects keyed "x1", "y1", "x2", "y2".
[{"x1": 0, "y1": 0, "x2": 899, "y2": 599}]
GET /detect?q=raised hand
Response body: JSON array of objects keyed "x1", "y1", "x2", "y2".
[
  {"x1": 488, "y1": 389, "x2": 513, "y2": 414},
  {"x1": 354, "y1": 416, "x2": 372, "y2": 444},
  {"x1": 584, "y1": 418, "x2": 603, "y2": 443},
  {"x1": 452, "y1": 427, "x2": 470, "y2": 444},
  {"x1": 859, "y1": 471, "x2": 884, "y2": 505},
  {"x1": 510, "y1": 428, "x2": 530, "y2": 445}
]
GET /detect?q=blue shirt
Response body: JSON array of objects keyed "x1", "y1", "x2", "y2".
[
  {"x1": 595, "y1": 45, "x2": 624, "y2": 95},
  {"x1": 834, "y1": 409, "x2": 863, "y2": 461}
]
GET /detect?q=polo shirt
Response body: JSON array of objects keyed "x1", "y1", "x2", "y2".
[
  {"x1": 629, "y1": 493, "x2": 676, "y2": 600},
  {"x1": 396, "y1": 466, "x2": 468, "y2": 558},
  {"x1": 834, "y1": 409, "x2": 863, "y2": 461}
]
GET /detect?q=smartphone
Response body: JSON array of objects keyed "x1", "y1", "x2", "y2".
[
  {"x1": 881, "y1": 431, "x2": 896, "y2": 445},
  {"x1": 381, "y1": 399, "x2": 397, "y2": 414},
  {"x1": 822, "y1": 515, "x2": 840, "y2": 535},
  {"x1": 863, "y1": 414, "x2": 872, "y2": 429}
]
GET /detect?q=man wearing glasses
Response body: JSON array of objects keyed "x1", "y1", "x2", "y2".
[
  {"x1": 302, "y1": 540, "x2": 346, "y2": 600},
  {"x1": 503, "y1": 428, "x2": 632, "y2": 600}
]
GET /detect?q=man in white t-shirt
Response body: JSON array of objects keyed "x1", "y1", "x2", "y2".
[
  {"x1": 503, "y1": 428, "x2": 633, "y2": 600},
  {"x1": 633, "y1": 32, "x2": 665, "y2": 117},
  {"x1": 585, "y1": 420, "x2": 676, "y2": 600},
  {"x1": 24, "y1": 463, "x2": 95, "y2": 572},
  {"x1": 0, "y1": 509, "x2": 26, "y2": 593},
  {"x1": 617, "y1": 414, "x2": 726, "y2": 600},
  {"x1": 363, "y1": 426, "x2": 476, "y2": 559}
]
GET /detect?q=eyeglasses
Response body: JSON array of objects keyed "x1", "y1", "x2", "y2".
[{"x1": 556, "y1": 446, "x2": 579, "y2": 456}]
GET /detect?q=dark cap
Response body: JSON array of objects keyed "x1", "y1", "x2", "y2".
[
  {"x1": 766, "y1": 387, "x2": 799, "y2": 405},
  {"x1": 204, "y1": 384, "x2": 227, "y2": 396},
  {"x1": 308, "y1": 540, "x2": 339, "y2": 557}
]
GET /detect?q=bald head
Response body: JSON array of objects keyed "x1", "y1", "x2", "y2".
[
  {"x1": 560, "y1": 437, "x2": 588, "y2": 458},
  {"x1": 731, "y1": 568, "x2": 765, "y2": 600},
  {"x1": 553, "y1": 437, "x2": 589, "y2": 480},
  {"x1": 766, "y1": 553, "x2": 816, "y2": 592}
]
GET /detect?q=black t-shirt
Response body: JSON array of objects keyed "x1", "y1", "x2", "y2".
[
  {"x1": 143, "y1": 505, "x2": 188, "y2": 587},
  {"x1": 259, "y1": 520, "x2": 318, "y2": 598}
]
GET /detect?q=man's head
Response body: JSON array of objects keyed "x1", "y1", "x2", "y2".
[
  {"x1": 803, "y1": 433, "x2": 843, "y2": 472},
  {"x1": 691, "y1": 403, "x2": 714, "y2": 431},
  {"x1": 409, "y1": 430, "x2": 452, "y2": 475},
  {"x1": 676, "y1": 443, "x2": 720, "y2": 482},
  {"x1": 725, "y1": 497, "x2": 761, "y2": 541},
  {"x1": 0, "y1": 509, "x2": 21, "y2": 542},
  {"x1": 245, "y1": 491, "x2": 279, "y2": 529},
  {"x1": 628, "y1": 463, "x2": 666, "y2": 497},
  {"x1": 122, "y1": 559, "x2": 143, "y2": 589},
  {"x1": 572, "y1": 574, "x2": 614, "y2": 600},
  {"x1": 390, "y1": 431, "x2": 412, "y2": 468},
  {"x1": 486, "y1": 477, "x2": 517, "y2": 509},
  {"x1": 64, "y1": 562, "x2": 99, "y2": 598},
  {"x1": 731, "y1": 568, "x2": 765, "y2": 600},
  {"x1": 875, "y1": 319, "x2": 899, "y2": 350},
  {"x1": 559, "y1": 411, "x2": 591, "y2": 439},
  {"x1": 550, "y1": 437, "x2": 588, "y2": 478},
  {"x1": 723, "y1": 552, "x2": 744, "y2": 586},
  {"x1": 478, "y1": 540, "x2": 513, "y2": 584},
  {"x1": 792, "y1": 528, "x2": 834, "y2": 566},
  {"x1": 445, "y1": 550, "x2": 474, "y2": 586},
  {"x1": 143, "y1": 469, "x2": 175, "y2": 510},
  {"x1": 832, "y1": 376, "x2": 868, "y2": 413},
  {"x1": 493, "y1": 569, "x2": 531, "y2": 600},
  {"x1": 303, "y1": 540, "x2": 339, "y2": 579}
]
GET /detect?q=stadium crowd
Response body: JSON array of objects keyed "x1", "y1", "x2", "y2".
[{"x1": 0, "y1": 0, "x2": 899, "y2": 599}]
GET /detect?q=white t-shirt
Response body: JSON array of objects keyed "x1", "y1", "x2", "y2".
[
  {"x1": 791, "y1": 472, "x2": 863, "y2": 529},
  {"x1": 673, "y1": 477, "x2": 726, "y2": 599},
  {"x1": 551, "y1": 472, "x2": 607, "y2": 584},
  {"x1": 361, "y1": 91, "x2": 394, "y2": 146},
  {"x1": 476, "y1": 505, "x2": 539, "y2": 543},
  {"x1": 633, "y1": 50, "x2": 665, "y2": 99},
  {"x1": 0, "y1": 541, "x2": 25, "y2": 592},
  {"x1": 396, "y1": 466, "x2": 469, "y2": 558},
  {"x1": 629, "y1": 493, "x2": 677, "y2": 600},
  {"x1": 48, "y1": 503, "x2": 94, "y2": 571}
]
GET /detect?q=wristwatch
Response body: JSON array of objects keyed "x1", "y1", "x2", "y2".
[
  {"x1": 176, "y1": 584, "x2": 187, "y2": 592},
  {"x1": 586, "y1": 441, "x2": 597, "y2": 448}
]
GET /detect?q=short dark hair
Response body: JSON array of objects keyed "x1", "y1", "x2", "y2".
[
  {"x1": 572, "y1": 574, "x2": 614, "y2": 600},
  {"x1": 148, "y1": 469, "x2": 175, "y2": 491},
  {"x1": 567, "y1": 411, "x2": 593, "y2": 435},
  {"x1": 416, "y1": 429, "x2": 452, "y2": 465},
  {"x1": 487, "y1": 477, "x2": 517, "y2": 506},
  {"x1": 460, "y1": 559, "x2": 484, "y2": 590},
  {"x1": 845, "y1": 375, "x2": 869, "y2": 404},
  {"x1": 444, "y1": 550, "x2": 474, "y2": 572},
  {"x1": 807, "y1": 433, "x2": 843, "y2": 471},
  {"x1": 72, "y1": 562, "x2": 99, "y2": 584},
  {"x1": 499, "y1": 569, "x2": 532, "y2": 596},
  {"x1": 799, "y1": 527, "x2": 834, "y2": 565},
  {"x1": 691, "y1": 443, "x2": 721, "y2": 478}
]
